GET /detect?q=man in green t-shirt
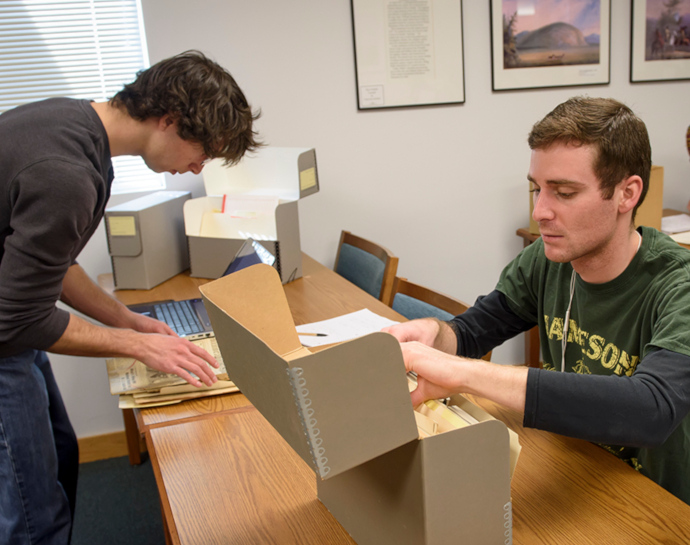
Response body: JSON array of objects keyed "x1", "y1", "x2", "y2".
[{"x1": 384, "y1": 97, "x2": 690, "y2": 505}]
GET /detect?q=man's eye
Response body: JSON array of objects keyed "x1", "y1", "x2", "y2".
[
  {"x1": 529, "y1": 188, "x2": 540, "y2": 194},
  {"x1": 557, "y1": 192, "x2": 575, "y2": 199}
]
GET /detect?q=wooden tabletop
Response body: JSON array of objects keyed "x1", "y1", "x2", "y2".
[
  {"x1": 102, "y1": 255, "x2": 690, "y2": 544},
  {"x1": 149, "y1": 407, "x2": 356, "y2": 545}
]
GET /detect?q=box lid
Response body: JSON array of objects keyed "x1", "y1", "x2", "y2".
[
  {"x1": 105, "y1": 190, "x2": 190, "y2": 212},
  {"x1": 200, "y1": 264, "x2": 419, "y2": 479},
  {"x1": 201, "y1": 147, "x2": 319, "y2": 201}
]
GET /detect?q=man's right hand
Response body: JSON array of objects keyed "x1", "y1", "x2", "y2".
[{"x1": 135, "y1": 333, "x2": 219, "y2": 388}]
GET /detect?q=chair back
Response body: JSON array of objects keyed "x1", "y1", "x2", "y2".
[
  {"x1": 334, "y1": 231, "x2": 398, "y2": 303},
  {"x1": 389, "y1": 277, "x2": 492, "y2": 361}
]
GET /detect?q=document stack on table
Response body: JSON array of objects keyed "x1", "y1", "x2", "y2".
[
  {"x1": 105, "y1": 337, "x2": 238, "y2": 409},
  {"x1": 662, "y1": 213, "x2": 690, "y2": 245}
]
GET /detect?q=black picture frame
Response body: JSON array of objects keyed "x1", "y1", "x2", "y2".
[
  {"x1": 630, "y1": 0, "x2": 690, "y2": 83},
  {"x1": 351, "y1": 0, "x2": 465, "y2": 109},
  {"x1": 490, "y1": 0, "x2": 611, "y2": 91}
]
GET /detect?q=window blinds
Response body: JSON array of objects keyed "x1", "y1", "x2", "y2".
[{"x1": 0, "y1": 0, "x2": 165, "y2": 193}]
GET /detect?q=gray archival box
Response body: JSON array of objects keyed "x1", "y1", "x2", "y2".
[{"x1": 105, "y1": 191, "x2": 191, "y2": 289}]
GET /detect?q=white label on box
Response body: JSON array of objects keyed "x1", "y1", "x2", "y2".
[
  {"x1": 300, "y1": 168, "x2": 317, "y2": 191},
  {"x1": 108, "y1": 216, "x2": 136, "y2": 236}
]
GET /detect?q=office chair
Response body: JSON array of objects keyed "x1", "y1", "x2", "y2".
[
  {"x1": 388, "y1": 276, "x2": 492, "y2": 361},
  {"x1": 334, "y1": 230, "x2": 398, "y2": 303}
]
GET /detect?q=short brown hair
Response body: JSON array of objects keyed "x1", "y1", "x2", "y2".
[
  {"x1": 528, "y1": 97, "x2": 651, "y2": 219},
  {"x1": 111, "y1": 50, "x2": 261, "y2": 165}
]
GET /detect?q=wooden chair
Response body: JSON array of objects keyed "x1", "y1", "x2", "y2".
[
  {"x1": 388, "y1": 277, "x2": 492, "y2": 361},
  {"x1": 334, "y1": 230, "x2": 398, "y2": 303}
]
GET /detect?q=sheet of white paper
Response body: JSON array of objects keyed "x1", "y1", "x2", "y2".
[
  {"x1": 661, "y1": 214, "x2": 690, "y2": 234},
  {"x1": 671, "y1": 231, "x2": 690, "y2": 245},
  {"x1": 296, "y1": 308, "x2": 400, "y2": 347}
]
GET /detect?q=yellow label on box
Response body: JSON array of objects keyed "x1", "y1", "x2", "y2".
[
  {"x1": 108, "y1": 216, "x2": 136, "y2": 236},
  {"x1": 300, "y1": 167, "x2": 317, "y2": 191}
]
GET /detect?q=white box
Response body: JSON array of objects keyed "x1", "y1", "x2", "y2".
[
  {"x1": 184, "y1": 147, "x2": 319, "y2": 282},
  {"x1": 105, "y1": 191, "x2": 191, "y2": 289}
]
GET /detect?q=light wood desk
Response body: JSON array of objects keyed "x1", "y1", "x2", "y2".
[{"x1": 102, "y1": 255, "x2": 690, "y2": 544}]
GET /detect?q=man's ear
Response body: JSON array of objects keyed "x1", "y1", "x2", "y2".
[
  {"x1": 158, "y1": 114, "x2": 175, "y2": 131},
  {"x1": 618, "y1": 175, "x2": 644, "y2": 215}
]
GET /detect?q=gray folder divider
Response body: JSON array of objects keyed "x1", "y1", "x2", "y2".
[
  {"x1": 200, "y1": 265, "x2": 418, "y2": 479},
  {"x1": 200, "y1": 264, "x2": 516, "y2": 544}
]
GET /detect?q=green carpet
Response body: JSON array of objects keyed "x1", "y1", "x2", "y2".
[{"x1": 72, "y1": 455, "x2": 165, "y2": 545}]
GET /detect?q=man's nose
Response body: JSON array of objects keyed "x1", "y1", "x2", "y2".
[{"x1": 532, "y1": 192, "x2": 554, "y2": 222}]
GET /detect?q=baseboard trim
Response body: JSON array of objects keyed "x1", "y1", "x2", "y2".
[{"x1": 78, "y1": 431, "x2": 129, "y2": 463}]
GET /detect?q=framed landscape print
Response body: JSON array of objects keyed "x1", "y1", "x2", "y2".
[
  {"x1": 491, "y1": 0, "x2": 611, "y2": 91},
  {"x1": 631, "y1": 0, "x2": 690, "y2": 82},
  {"x1": 351, "y1": 0, "x2": 465, "y2": 109}
]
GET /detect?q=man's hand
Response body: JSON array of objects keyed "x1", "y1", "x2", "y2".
[
  {"x1": 382, "y1": 318, "x2": 457, "y2": 354},
  {"x1": 126, "y1": 310, "x2": 176, "y2": 337},
  {"x1": 136, "y1": 333, "x2": 219, "y2": 388},
  {"x1": 49, "y1": 314, "x2": 219, "y2": 388},
  {"x1": 402, "y1": 340, "x2": 529, "y2": 413},
  {"x1": 383, "y1": 318, "x2": 440, "y2": 345},
  {"x1": 402, "y1": 341, "x2": 466, "y2": 406}
]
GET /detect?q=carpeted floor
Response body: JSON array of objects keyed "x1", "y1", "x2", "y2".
[{"x1": 72, "y1": 455, "x2": 165, "y2": 545}]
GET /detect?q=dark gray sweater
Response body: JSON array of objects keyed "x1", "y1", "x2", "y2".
[{"x1": 0, "y1": 98, "x2": 113, "y2": 357}]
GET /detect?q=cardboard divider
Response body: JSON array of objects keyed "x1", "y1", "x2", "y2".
[
  {"x1": 200, "y1": 265, "x2": 419, "y2": 480},
  {"x1": 201, "y1": 263, "x2": 520, "y2": 544}
]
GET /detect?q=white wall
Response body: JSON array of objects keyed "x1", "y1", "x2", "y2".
[{"x1": 54, "y1": 0, "x2": 690, "y2": 437}]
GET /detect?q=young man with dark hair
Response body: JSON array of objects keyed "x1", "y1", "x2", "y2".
[
  {"x1": 0, "y1": 50, "x2": 260, "y2": 544},
  {"x1": 384, "y1": 97, "x2": 690, "y2": 505}
]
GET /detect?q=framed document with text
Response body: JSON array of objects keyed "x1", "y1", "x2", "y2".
[{"x1": 351, "y1": 0, "x2": 465, "y2": 109}]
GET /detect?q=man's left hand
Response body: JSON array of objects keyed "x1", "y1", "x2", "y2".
[{"x1": 127, "y1": 311, "x2": 176, "y2": 336}]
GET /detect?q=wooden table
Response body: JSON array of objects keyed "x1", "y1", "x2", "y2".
[{"x1": 101, "y1": 255, "x2": 690, "y2": 545}]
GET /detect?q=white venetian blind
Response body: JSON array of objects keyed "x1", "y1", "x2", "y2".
[{"x1": 0, "y1": 0, "x2": 165, "y2": 194}]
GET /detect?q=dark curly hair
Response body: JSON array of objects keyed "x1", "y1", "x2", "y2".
[
  {"x1": 528, "y1": 97, "x2": 651, "y2": 221},
  {"x1": 110, "y1": 50, "x2": 261, "y2": 165}
]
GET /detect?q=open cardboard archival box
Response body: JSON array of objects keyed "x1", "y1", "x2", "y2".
[
  {"x1": 184, "y1": 147, "x2": 319, "y2": 282},
  {"x1": 200, "y1": 265, "x2": 521, "y2": 545}
]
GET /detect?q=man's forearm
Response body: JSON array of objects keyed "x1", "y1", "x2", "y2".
[
  {"x1": 60, "y1": 264, "x2": 133, "y2": 328},
  {"x1": 458, "y1": 359, "x2": 529, "y2": 413},
  {"x1": 402, "y1": 342, "x2": 528, "y2": 412},
  {"x1": 432, "y1": 319, "x2": 458, "y2": 354},
  {"x1": 48, "y1": 312, "x2": 146, "y2": 359},
  {"x1": 49, "y1": 313, "x2": 219, "y2": 387}
]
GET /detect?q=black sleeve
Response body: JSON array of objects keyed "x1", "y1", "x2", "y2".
[
  {"x1": 524, "y1": 348, "x2": 690, "y2": 448},
  {"x1": 447, "y1": 290, "x2": 536, "y2": 359}
]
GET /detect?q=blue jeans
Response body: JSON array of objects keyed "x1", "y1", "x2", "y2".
[{"x1": 0, "y1": 350, "x2": 79, "y2": 544}]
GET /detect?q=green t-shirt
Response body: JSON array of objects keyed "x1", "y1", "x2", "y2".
[{"x1": 496, "y1": 226, "x2": 690, "y2": 503}]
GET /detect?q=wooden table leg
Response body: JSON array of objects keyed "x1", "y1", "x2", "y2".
[
  {"x1": 122, "y1": 408, "x2": 142, "y2": 465},
  {"x1": 160, "y1": 496, "x2": 173, "y2": 545}
]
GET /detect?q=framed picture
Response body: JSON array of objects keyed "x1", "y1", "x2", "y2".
[
  {"x1": 631, "y1": 0, "x2": 690, "y2": 83},
  {"x1": 490, "y1": 0, "x2": 611, "y2": 91},
  {"x1": 351, "y1": 0, "x2": 465, "y2": 109}
]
